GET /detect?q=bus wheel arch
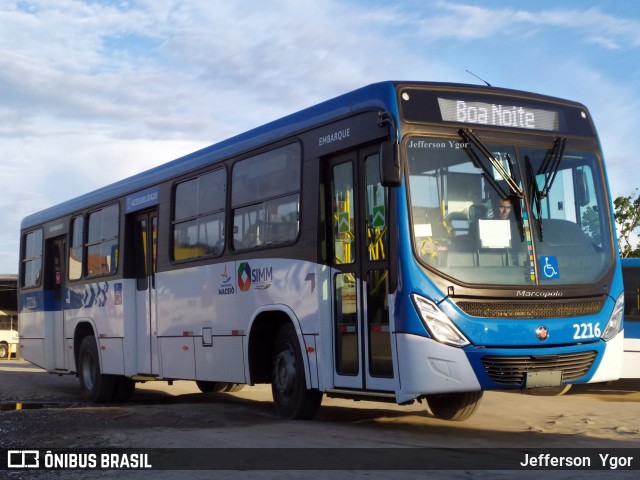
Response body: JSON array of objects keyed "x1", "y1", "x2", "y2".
[
  {"x1": 73, "y1": 321, "x2": 96, "y2": 370},
  {"x1": 247, "y1": 308, "x2": 322, "y2": 419},
  {"x1": 247, "y1": 308, "x2": 295, "y2": 384},
  {"x1": 73, "y1": 321, "x2": 135, "y2": 403}
]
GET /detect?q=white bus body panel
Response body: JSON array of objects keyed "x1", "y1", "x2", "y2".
[
  {"x1": 195, "y1": 336, "x2": 246, "y2": 383},
  {"x1": 155, "y1": 259, "x2": 322, "y2": 384},
  {"x1": 17, "y1": 309, "x2": 46, "y2": 368},
  {"x1": 622, "y1": 335, "x2": 640, "y2": 378},
  {"x1": 588, "y1": 331, "x2": 624, "y2": 383},
  {"x1": 394, "y1": 332, "x2": 480, "y2": 403}
]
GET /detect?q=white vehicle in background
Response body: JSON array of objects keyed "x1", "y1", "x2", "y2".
[
  {"x1": 0, "y1": 310, "x2": 19, "y2": 359},
  {"x1": 621, "y1": 257, "x2": 640, "y2": 378}
]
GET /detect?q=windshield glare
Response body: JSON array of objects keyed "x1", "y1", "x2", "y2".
[{"x1": 406, "y1": 136, "x2": 612, "y2": 286}]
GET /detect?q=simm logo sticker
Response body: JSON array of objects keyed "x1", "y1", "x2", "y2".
[{"x1": 237, "y1": 262, "x2": 273, "y2": 292}]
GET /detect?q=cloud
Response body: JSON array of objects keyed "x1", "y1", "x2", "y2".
[
  {"x1": 409, "y1": 3, "x2": 640, "y2": 52},
  {"x1": 1, "y1": 0, "x2": 639, "y2": 272}
]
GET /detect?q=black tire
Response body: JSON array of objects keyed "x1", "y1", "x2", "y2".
[
  {"x1": 0, "y1": 342, "x2": 8, "y2": 359},
  {"x1": 78, "y1": 335, "x2": 117, "y2": 403},
  {"x1": 271, "y1": 323, "x2": 322, "y2": 419},
  {"x1": 196, "y1": 381, "x2": 245, "y2": 393},
  {"x1": 426, "y1": 391, "x2": 484, "y2": 421}
]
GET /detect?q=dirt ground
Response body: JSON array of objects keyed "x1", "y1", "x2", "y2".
[{"x1": 1, "y1": 359, "x2": 640, "y2": 479}]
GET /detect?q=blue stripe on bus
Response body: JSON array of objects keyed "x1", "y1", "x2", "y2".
[
  {"x1": 18, "y1": 282, "x2": 115, "y2": 313},
  {"x1": 625, "y1": 318, "x2": 640, "y2": 338}
]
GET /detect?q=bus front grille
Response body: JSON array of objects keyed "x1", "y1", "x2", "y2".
[
  {"x1": 481, "y1": 351, "x2": 598, "y2": 385},
  {"x1": 456, "y1": 300, "x2": 603, "y2": 318}
]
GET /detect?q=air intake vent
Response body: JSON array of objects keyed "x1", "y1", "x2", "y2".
[
  {"x1": 481, "y1": 351, "x2": 597, "y2": 385},
  {"x1": 456, "y1": 300, "x2": 603, "y2": 318}
]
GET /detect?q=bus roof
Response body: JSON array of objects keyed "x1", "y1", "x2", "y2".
[{"x1": 21, "y1": 80, "x2": 587, "y2": 230}]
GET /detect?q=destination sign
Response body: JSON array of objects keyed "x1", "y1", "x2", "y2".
[
  {"x1": 399, "y1": 87, "x2": 594, "y2": 136},
  {"x1": 437, "y1": 98, "x2": 559, "y2": 132}
]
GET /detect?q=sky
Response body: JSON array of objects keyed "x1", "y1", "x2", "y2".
[{"x1": 1, "y1": 0, "x2": 640, "y2": 273}]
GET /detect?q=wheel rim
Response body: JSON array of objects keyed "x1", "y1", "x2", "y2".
[{"x1": 274, "y1": 346, "x2": 296, "y2": 400}]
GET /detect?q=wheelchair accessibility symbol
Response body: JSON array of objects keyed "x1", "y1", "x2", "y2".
[{"x1": 540, "y1": 256, "x2": 560, "y2": 280}]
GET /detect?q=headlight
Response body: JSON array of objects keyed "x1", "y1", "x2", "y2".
[
  {"x1": 601, "y1": 292, "x2": 624, "y2": 341},
  {"x1": 411, "y1": 294, "x2": 470, "y2": 347}
]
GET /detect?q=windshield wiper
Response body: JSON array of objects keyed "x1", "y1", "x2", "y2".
[
  {"x1": 525, "y1": 156, "x2": 543, "y2": 241},
  {"x1": 459, "y1": 128, "x2": 525, "y2": 241},
  {"x1": 538, "y1": 137, "x2": 566, "y2": 199},
  {"x1": 524, "y1": 137, "x2": 567, "y2": 242},
  {"x1": 458, "y1": 128, "x2": 524, "y2": 199}
]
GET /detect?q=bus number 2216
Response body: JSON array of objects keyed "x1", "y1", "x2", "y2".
[{"x1": 573, "y1": 322, "x2": 601, "y2": 340}]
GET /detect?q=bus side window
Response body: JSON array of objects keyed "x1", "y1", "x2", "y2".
[
  {"x1": 69, "y1": 216, "x2": 84, "y2": 280},
  {"x1": 22, "y1": 229, "x2": 43, "y2": 288},
  {"x1": 87, "y1": 204, "x2": 119, "y2": 277},
  {"x1": 231, "y1": 144, "x2": 301, "y2": 250},
  {"x1": 173, "y1": 169, "x2": 226, "y2": 260}
]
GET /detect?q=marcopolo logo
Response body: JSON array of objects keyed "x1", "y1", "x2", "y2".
[{"x1": 237, "y1": 262, "x2": 273, "y2": 292}]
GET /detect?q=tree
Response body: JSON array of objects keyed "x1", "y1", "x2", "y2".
[{"x1": 613, "y1": 189, "x2": 640, "y2": 258}]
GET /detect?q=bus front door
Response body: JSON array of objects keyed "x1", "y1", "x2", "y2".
[
  {"x1": 328, "y1": 146, "x2": 395, "y2": 393},
  {"x1": 134, "y1": 209, "x2": 159, "y2": 375}
]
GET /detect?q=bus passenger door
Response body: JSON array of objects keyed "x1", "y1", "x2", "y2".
[
  {"x1": 44, "y1": 236, "x2": 67, "y2": 370},
  {"x1": 328, "y1": 147, "x2": 395, "y2": 392},
  {"x1": 134, "y1": 209, "x2": 159, "y2": 375}
]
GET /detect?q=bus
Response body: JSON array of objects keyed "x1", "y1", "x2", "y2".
[
  {"x1": 0, "y1": 312, "x2": 19, "y2": 359},
  {"x1": 18, "y1": 81, "x2": 624, "y2": 421},
  {"x1": 1, "y1": 275, "x2": 18, "y2": 359},
  {"x1": 621, "y1": 257, "x2": 640, "y2": 378}
]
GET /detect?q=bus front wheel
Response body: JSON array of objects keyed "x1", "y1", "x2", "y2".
[
  {"x1": 271, "y1": 323, "x2": 322, "y2": 419},
  {"x1": 78, "y1": 335, "x2": 117, "y2": 403},
  {"x1": 0, "y1": 342, "x2": 8, "y2": 359},
  {"x1": 426, "y1": 391, "x2": 484, "y2": 421}
]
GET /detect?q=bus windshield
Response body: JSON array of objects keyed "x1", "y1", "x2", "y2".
[{"x1": 407, "y1": 136, "x2": 613, "y2": 286}]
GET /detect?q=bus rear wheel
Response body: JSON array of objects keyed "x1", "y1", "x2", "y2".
[
  {"x1": 196, "y1": 381, "x2": 245, "y2": 393},
  {"x1": 426, "y1": 391, "x2": 484, "y2": 421},
  {"x1": 78, "y1": 335, "x2": 117, "y2": 403},
  {"x1": 0, "y1": 342, "x2": 8, "y2": 359},
  {"x1": 271, "y1": 323, "x2": 322, "y2": 419}
]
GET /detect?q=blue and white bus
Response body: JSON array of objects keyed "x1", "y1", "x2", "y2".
[
  {"x1": 18, "y1": 81, "x2": 624, "y2": 421},
  {"x1": 621, "y1": 257, "x2": 640, "y2": 378}
]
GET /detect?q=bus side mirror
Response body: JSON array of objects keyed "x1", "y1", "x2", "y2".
[{"x1": 380, "y1": 141, "x2": 401, "y2": 187}]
